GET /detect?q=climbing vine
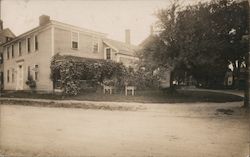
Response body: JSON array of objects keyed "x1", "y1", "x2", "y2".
[{"x1": 50, "y1": 54, "x2": 127, "y2": 95}]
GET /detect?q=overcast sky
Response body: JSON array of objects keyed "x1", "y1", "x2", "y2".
[{"x1": 1, "y1": 0, "x2": 199, "y2": 45}]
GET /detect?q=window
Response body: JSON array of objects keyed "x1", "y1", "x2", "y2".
[
  {"x1": 34, "y1": 35, "x2": 38, "y2": 51},
  {"x1": 7, "y1": 47, "x2": 10, "y2": 60},
  {"x1": 27, "y1": 38, "x2": 31, "y2": 53},
  {"x1": 12, "y1": 68, "x2": 15, "y2": 83},
  {"x1": 6, "y1": 37, "x2": 11, "y2": 42},
  {"x1": 106, "y1": 48, "x2": 111, "y2": 60},
  {"x1": 27, "y1": 66, "x2": 31, "y2": 78},
  {"x1": 18, "y1": 42, "x2": 22, "y2": 56},
  {"x1": 11, "y1": 44, "x2": 14, "y2": 58},
  {"x1": 0, "y1": 53, "x2": 3, "y2": 64},
  {"x1": 34, "y1": 65, "x2": 39, "y2": 81},
  {"x1": 7, "y1": 70, "x2": 9, "y2": 83},
  {"x1": 71, "y1": 32, "x2": 79, "y2": 49},
  {"x1": 93, "y1": 40, "x2": 99, "y2": 53},
  {"x1": 0, "y1": 72, "x2": 3, "y2": 86}
]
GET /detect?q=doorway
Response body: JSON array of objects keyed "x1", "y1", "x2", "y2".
[{"x1": 16, "y1": 64, "x2": 24, "y2": 90}]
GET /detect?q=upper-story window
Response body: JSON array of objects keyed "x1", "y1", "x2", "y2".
[
  {"x1": 93, "y1": 40, "x2": 99, "y2": 53},
  {"x1": 27, "y1": 38, "x2": 31, "y2": 53},
  {"x1": 71, "y1": 32, "x2": 79, "y2": 49},
  {"x1": 11, "y1": 44, "x2": 14, "y2": 58},
  {"x1": 34, "y1": 35, "x2": 38, "y2": 51},
  {"x1": 105, "y1": 48, "x2": 111, "y2": 60},
  {"x1": 0, "y1": 53, "x2": 3, "y2": 64},
  {"x1": 7, "y1": 47, "x2": 10, "y2": 60},
  {"x1": 18, "y1": 42, "x2": 22, "y2": 56},
  {"x1": 6, "y1": 37, "x2": 12, "y2": 42}
]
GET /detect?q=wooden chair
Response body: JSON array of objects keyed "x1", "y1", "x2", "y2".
[
  {"x1": 103, "y1": 85, "x2": 115, "y2": 94},
  {"x1": 125, "y1": 86, "x2": 136, "y2": 96}
]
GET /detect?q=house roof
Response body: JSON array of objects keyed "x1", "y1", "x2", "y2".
[
  {"x1": 103, "y1": 38, "x2": 139, "y2": 56},
  {"x1": 54, "y1": 54, "x2": 103, "y2": 63},
  {"x1": 139, "y1": 34, "x2": 154, "y2": 48},
  {"x1": 51, "y1": 20, "x2": 107, "y2": 37},
  {"x1": 0, "y1": 15, "x2": 139, "y2": 57},
  {"x1": 0, "y1": 28, "x2": 16, "y2": 38},
  {"x1": 1, "y1": 23, "x2": 50, "y2": 46},
  {"x1": 2, "y1": 19, "x2": 107, "y2": 47}
]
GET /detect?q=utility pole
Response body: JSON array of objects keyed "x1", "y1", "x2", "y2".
[
  {"x1": 0, "y1": 0, "x2": 1, "y2": 20},
  {"x1": 248, "y1": 0, "x2": 250, "y2": 107},
  {"x1": 0, "y1": 0, "x2": 2, "y2": 31},
  {"x1": 243, "y1": 0, "x2": 250, "y2": 107}
]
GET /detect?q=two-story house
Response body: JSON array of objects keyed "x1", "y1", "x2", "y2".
[{"x1": 1, "y1": 15, "x2": 139, "y2": 92}]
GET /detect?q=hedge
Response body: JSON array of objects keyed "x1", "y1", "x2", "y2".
[
  {"x1": 50, "y1": 54, "x2": 160, "y2": 95},
  {"x1": 50, "y1": 54, "x2": 128, "y2": 95}
]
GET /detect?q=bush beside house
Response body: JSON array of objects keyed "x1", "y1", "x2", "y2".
[
  {"x1": 25, "y1": 75, "x2": 36, "y2": 92},
  {"x1": 50, "y1": 54, "x2": 127, "y2": 95},
  {"x1": 50, "y1": 54, "x2": 160, "y2": 96}
]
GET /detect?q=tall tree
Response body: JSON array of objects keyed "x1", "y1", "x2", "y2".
[{"x1": 140, "y1": 0, "x2": 248, "y2": 89}]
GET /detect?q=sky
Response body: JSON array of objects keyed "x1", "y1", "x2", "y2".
[
  {"x1": 0, "y1": 0, "x2": 202, "y2": 45},
  {"x1": 1, "y1": 0, "x2": 200, "y2": 45}
]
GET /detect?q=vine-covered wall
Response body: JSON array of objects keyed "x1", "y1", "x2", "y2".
[{"x1": 50, "y1": 54, "x2": 160, "y2": 95}]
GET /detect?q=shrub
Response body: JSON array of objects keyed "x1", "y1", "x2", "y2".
[
  {"x1": 123, "y1": 67, "x2": 160, "y2": 90},
  {"x1": 25, "y1": 75, "x2": 36, "y2": 90},
  {"x1": 50, "y1": 54, "x2": 161, "y2": 95},
  {"x1": 50, "y1": 54, "x2": 127, "y2": 95}
]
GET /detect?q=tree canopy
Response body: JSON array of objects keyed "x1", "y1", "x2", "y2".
[{"x1": 139, "y1": 0, "x2": 249, "y2": 88}]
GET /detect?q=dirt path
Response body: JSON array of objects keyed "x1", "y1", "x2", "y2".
[{"x1": 0, "y1": 102, "x2": 249, "y2": 157}]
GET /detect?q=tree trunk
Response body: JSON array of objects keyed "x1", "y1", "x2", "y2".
[
  {"x1": 168, "y1": 70, "x2": 176, "y2": 94},
  {"x1": 232, "y1": 62, "x2": 237, "y2": 89}
]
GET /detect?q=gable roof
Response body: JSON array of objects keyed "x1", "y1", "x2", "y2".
[
  {"x1": 2, "y1": 19, "x2": 107, "y2": 47},
  {"x1": 0, "y1": 28, "x2": 16, "y2": 38},
  {"x1": 103, "y1": 38, "x2": 139, "y2": 56},
  {"x1": 1, "y1": 23, "x2": 50, "y2": 47}
]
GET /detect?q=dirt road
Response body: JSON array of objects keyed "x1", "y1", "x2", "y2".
[{"x1": 0, "y1": 101, "x2": 249, "y2": 157}]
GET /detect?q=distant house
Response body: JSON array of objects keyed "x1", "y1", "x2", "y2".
[
  {"x1": 1, "y1": 15, "x2": 139, "y2": 92},
  {"x1": 0, "y1": 20, "x2": 16, "y2": 90},
  {"x1": 139, "y1": 26, "x2": 171, "y2": 88}
]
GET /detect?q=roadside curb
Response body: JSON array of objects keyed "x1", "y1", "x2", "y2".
[
  {"x1": 0, "y1": 97, "x2": 148, "y2": 111},
  {"x1": 0, "y1": 97, "x2": 147, "y2": 105}
]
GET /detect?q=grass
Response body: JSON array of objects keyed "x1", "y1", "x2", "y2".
[{"x1": 0, "y1": 89, "x2": 243, "y2": 103}]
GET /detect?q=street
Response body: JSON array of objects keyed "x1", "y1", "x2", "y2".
[{"x1": 0, "y1": 101, "x2": 249, "y2": 157}]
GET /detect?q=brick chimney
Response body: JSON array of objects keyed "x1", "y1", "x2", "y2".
[
  {"x1": 125, "y1": 29, "x2": 130, "y2": 45},
  {"x1": 39, "y1": 15, "x2": 50, "y2": 26}
]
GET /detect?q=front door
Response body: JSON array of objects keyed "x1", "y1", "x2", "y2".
[{"x1": 16, "y1": 64, "x2": 24, "y2": 90}]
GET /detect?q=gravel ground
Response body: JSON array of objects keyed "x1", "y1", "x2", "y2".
[{"x1": 0, "y1": 101, "x2": 249, "y2": 157}]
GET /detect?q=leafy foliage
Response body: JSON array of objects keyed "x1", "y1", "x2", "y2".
[
  {"x1": 50, "y1": 54, "x2": 160, "y2": 95},
  {"x1": 139, "y1": 0, "x2": 249, "y2": 88},
  {"x1": 50, "y1": 54, "x2": 128, "y2": 95},
  {"x1": 25, "y1": 75, "x2": 36, "y2": 89}
]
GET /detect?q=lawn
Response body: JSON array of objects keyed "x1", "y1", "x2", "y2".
[{"x1": 0, "y1": 89, "x2": 243, "y2": 103}]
